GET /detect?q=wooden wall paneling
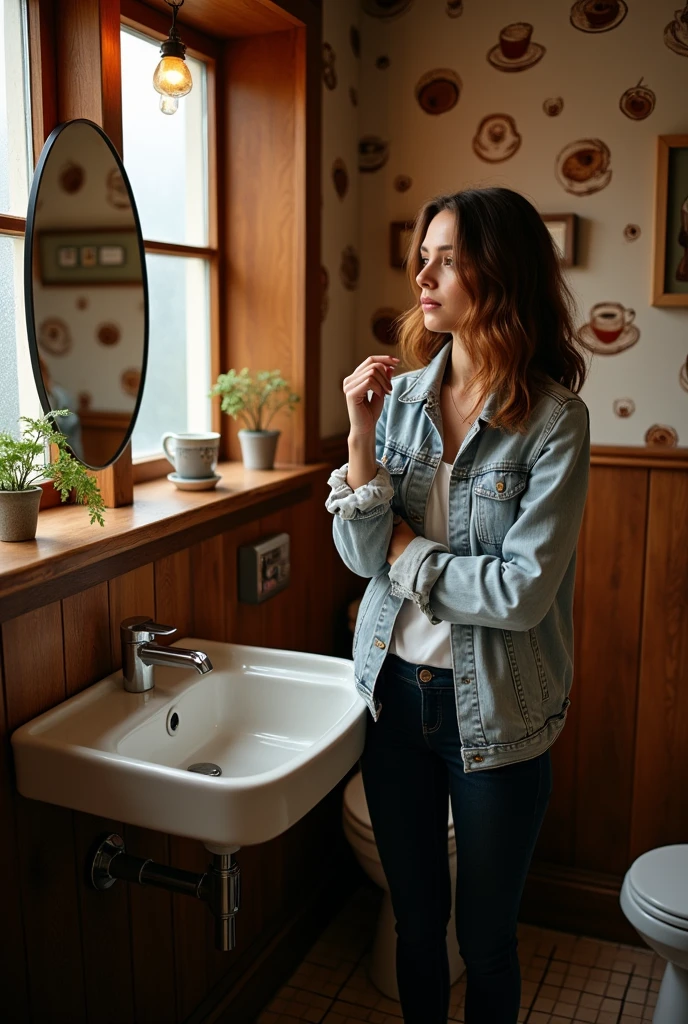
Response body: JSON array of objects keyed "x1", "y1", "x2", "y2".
[
  {"x1": 0, "y1": 643, "x2": 30, "y2": 1022},
  {"x1": 154, "y1": 549, "x2": 194, "y2": 641},
  {"x1": 633, "y1": 468, "x2": 688, "y2": 856},
  {"x1": 62, "y1": 583, "x2": 138, "y2": 1022},
  {"x1": 107, "y1": 565, "x2": 177, "y2": 1021},
  {"x1": 538, "y1": 499, "x2": 589, "y2": 864},
  {"x1": 574, "y1": 467, "x2": 648, "y2": 875},
  {"x1": 2, "y1": 604, "x2": 87, "y2": 1023},
  {"x1": 223, "y1": 521, "x2": 264, "y2": 647},
  {"x1": 189, "y1": 534, "x2": 227, "y2": 642},
  {"x1": 63, "y1": 583, "x2": 112, "y2": 697},
  {"x1": 222, "y1": 29, "x2": 304, "y2": 467}
]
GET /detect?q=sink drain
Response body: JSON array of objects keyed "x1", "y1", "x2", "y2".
[{"x1": 187, "y1": 762, "x2": 222, "y2": 776}]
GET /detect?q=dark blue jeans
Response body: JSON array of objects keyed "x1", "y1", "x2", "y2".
[{"x1": 358, "y1": 652, "x2": 553, "y2": 1024}]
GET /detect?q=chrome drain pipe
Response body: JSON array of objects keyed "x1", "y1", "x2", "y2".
[{"x1": 89, "y1": 833, "x2": 241, "y2": 951}]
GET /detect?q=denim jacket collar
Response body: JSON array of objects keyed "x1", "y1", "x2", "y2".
[{"x1": 396, "y1": 339, "x2": 500, "y2": 424}]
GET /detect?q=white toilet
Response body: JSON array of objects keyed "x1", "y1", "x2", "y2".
[
  {"x1": 619, "y1": 844, "x2": 688, "y2": 1022},
  {"x1": 342, "y1": 768, "x2": 466, "y2": 1000}
]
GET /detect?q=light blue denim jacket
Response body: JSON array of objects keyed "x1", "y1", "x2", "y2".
[{"x1": 325, "y1": 339, "x2": 591, "y2": 772}]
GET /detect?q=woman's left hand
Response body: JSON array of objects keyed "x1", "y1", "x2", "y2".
[{"x1": 387, "y1": 515, "x2": 417, "y2": 566}]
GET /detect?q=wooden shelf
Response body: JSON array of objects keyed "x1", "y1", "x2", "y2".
[{"x1": 0, "y1": 460, "x2": 330, "y2": 619}]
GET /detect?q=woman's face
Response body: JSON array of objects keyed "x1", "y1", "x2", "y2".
[{"x1": 415, "y1": 209, "x2": 469, "y2": 333}]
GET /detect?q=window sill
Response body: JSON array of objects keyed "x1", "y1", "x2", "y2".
[{"x1": 0, "y1": 459, "x2": 330, "y2": 619}]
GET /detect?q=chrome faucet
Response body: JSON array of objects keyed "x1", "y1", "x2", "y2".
[{"x1": 120, "y1": 617, "x2": 213, "y2": 694}]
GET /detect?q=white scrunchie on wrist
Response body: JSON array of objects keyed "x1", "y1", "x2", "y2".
[{"x1": 325, "y1": 463, "x2": 394, "y2": 519}]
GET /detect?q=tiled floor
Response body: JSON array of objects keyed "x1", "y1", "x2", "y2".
[{"x1": 254, "y1": 881, "x2": 664, "y2": 1023}]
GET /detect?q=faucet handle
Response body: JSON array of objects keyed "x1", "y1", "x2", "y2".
[{"x1": 120, "y1": 617, "x2": 177, "y2": 643}]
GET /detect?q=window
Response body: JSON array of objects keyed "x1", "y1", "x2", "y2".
[
  {"x1": 120, "y1": 24, "x2": 216, "y2": 463},
  {"x1": 0, "y1": 0, "x2": 40, "y2": 435}
]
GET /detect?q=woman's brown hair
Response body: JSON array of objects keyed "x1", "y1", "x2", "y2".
[{"x1": 394, "y1": 187, "x2": 590, "y2": 434}]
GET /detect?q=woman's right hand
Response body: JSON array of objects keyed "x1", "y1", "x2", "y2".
[{"x1": 343, "y1": 354, "x2": 400, "y2": 438}]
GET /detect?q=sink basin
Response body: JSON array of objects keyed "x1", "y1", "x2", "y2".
[{"x1": 11, "y1": 639, "x2": 366, "y2": 848}]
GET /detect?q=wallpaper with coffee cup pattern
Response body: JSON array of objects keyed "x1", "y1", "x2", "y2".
[{"x1": 319, "y1": 0, "x2": 688, "y2": 448}]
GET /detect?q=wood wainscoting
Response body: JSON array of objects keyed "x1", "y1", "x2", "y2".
[
  {"x1": 0, "y1": 468, "x2": 361, "y2": 1024},
  {"x1": 0, "y1": 449, "x2": 687, "y2": 1022}
]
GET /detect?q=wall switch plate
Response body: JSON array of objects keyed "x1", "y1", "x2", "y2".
[{"x1": 237, "y1": 532, "x2": 290, "y2": 603}]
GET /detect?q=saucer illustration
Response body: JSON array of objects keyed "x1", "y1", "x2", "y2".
[
  {"x1": 619, "y1": 78, "x2": 655, "y2": 120},
  {"x1": 415, "y1": 68, "x2": 462, "y2": 115},
  {"x1": 556, "y1": 138, "x2": 612, "y2": 195},
  {"x1": 487, "y1": 40, "x2": 545, "y2": 72},
  {"x1": 359, "y1": 135, "x2": 389, "y2": 172},
  {"x1": 645, "y1": 424, "x2": 679, "y2": 448},
  {"x1": 570, "y1": 0, "x2": 628, "y2": 33},
  {"x1": 577, "y1": 322, "x2": 639, "y2": 355},
  {"x1": 664, "y1": 14, "x2": 688, "y2": 56},
  {"x1": 473, "y1": 114, "x2": 521, "y2": 163}
]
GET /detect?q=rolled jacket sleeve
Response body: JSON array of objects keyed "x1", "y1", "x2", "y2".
[
  {"x1": 324, "y1": 462, "x2": 394, "y2": 520},
  {"x1": 387, "y1": 399, "x2": 591, "y2": 631}
]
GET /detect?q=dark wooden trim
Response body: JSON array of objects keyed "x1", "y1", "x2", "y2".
[
  {"x1": 27, "y1": 0, "x2": 58, "y2": 159},
  {"x1": 143, "y1": 239, "x2": 218, "y2": 259},
  {"x1": 0, "y1": 215, "x2": 25, "y2": 236}
]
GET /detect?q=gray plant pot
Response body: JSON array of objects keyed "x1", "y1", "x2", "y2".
[
  {"x1": 0, "y1": 487, "x2": 42, "y2": 542},
  {"x1": 237, "y1": 429, "x2": 281, "y2": 470}
]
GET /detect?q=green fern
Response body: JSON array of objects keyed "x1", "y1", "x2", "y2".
[{"x1": 0, "y1": 411, "x2": 105, "y2": 527}]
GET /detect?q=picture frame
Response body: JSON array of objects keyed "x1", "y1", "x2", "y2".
[
  {"x1": 390, "y1": 220, "x2": 415, "y2": 268},
  {"x1": 541, "y1": 214, "x2": 578, "y2": 267},
  {"x1": 651, "y1": 134, "x2": 688, "y2": 307},
  {"x1": 36, "y1": 227, "x2": 142, "y2": 286}
]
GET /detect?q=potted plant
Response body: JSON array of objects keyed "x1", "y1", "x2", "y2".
[
  {"x1": 209, "y1": 368, "x2": 301, "y2": 470},
  {"x1": 0, "y1": 411, "x2": 106, "y2": 542}
]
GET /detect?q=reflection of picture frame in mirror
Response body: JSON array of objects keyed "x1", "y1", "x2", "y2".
[
  {"x1": 390, "y1": 220, "x2": 415, "y2": 268},
  {"x1": 541, "y1": 214, "x2": 577, "y2": 267},
  {"x1": 38, "y1": 227, "x2": 141, "y2": 285},
  {"x1": 651, "y1": 134, "x2": 688, "y2": 307}
]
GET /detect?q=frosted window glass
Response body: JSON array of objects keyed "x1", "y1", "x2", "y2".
[
  {"x1": 120, "y1": 27, "x2": 208, "y2": 247},
  {"x1": 0, "y1": 235, "x2": 40, "y2": 435},
  {"x1": 0, "y1": 0, "x2": 33, "y2": 215},
  {"x1": 131, "y1": 254, "x2": 211, "y2": 459}
]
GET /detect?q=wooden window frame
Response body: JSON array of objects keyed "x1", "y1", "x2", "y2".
[{"x1": 120, "y1": 3, "x2": 221, "y2": 484}]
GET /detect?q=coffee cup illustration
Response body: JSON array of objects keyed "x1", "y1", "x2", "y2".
[
  {"x1": 590, "y1": 302, "x2": 634, "y2": 343},
  {"x1": 499, "y1": 22, "x2": 532, "y2": 59}
]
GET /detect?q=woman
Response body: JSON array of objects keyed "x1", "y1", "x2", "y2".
[{"x1": 325, "y1": 187, "x2": 591, "y2": 1023}]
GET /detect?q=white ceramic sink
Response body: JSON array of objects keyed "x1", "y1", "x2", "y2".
[{"x1": 11, "y1": 639, "x2": 366, "y2": 849}]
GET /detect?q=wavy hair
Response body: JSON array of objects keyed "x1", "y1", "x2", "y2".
[{"x1": 394, "y1": 187, "x2": 590, "y2": 434}]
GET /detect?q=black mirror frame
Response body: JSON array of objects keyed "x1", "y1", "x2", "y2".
[{"x1": 24, "y1": 117, "x2": 150, "y2": 470}]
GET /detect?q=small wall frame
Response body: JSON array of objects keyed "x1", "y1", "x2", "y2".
[
  {"x1": 541, "y1": 214, "x2": 578, "y2": 267},
  {"x1": 651, "y1": 134, "x2": 688, "y2": 307}
]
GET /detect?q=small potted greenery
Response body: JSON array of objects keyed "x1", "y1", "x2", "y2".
[
  {"x1": 0, "y1": 411, "x2": 106, "y2": 542},
  {"x1": 209, "y1": 368, "x2": 300, "y2": 470}
]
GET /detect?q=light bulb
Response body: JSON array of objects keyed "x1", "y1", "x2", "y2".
[
  {"x1": 153, "y1": 56, "x2": 193, "y2": 99},
  {"x1": 159, "y1": 94, "x2": 179, "y2": 115}
]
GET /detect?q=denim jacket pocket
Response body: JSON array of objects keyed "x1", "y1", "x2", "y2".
[
  {"x1": 380, "y1": 447, "x2": 412, "y2": 510},
  {"x1": 473, "y1": 469, "x2": 528, "y2": 547}
]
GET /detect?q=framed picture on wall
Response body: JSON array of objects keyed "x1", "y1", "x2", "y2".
[
  {"x1": 390, "y1": 220, "x2": 415, "y2": 268},
  {"x1": 37, "y1": 227, "x2": 142, "y2": 285},
  {"x1": 541, "y1": 214, "x2": 578, "y2": 267},
  {"x1": 652, "y1": 134, "x2": 688, "y2": 307}
]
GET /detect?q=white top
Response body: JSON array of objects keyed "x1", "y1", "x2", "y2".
[{"x1": 388, "y1": 461, "x2": 454, "y2": 668}]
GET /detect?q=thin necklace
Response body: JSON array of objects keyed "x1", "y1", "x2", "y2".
[{"x1": 446, "y1": 381, "x2": 476, "y2": 424}]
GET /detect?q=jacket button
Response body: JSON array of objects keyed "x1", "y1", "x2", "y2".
[
  {"x1": 411, "y1": 513, "x2": 422, "y2": 522},
  {"x1": 496, "y1": 480, "x2": 505, "y2": 492},
  {"x1": 374, "y1": 638, "x2": 386, "y2": 649},
  {"x1": 461, "y1": 676, "x2": 471, "y2": 685},
  {"x1": 472, "y1": 755, "x2": 484, "y2": 762},
  {"x1": 419, "y1": 669, "x2": 433, "y2": 682}
]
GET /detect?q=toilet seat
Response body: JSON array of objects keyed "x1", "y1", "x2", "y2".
[
  {"x1": 626, "y1": 845, "x2": 688, "y2": 931},
  {"x1": 343, "y1": 770, "x2": 455, "y2": 840}
]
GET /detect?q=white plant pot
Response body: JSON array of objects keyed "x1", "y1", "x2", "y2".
[
  {"x1": 0, "y1": 487, "x2": 42, "y2": 542},
  {"x1": 237, "y1": 429, "x2": 281, "y2": 470}
]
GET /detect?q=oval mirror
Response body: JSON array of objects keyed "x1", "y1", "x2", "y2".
[{"x1": 24, "y1": 118, "x2": 148, "y2": 469}]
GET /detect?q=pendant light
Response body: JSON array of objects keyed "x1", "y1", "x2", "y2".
[{"x1": 153, "y1": 0, "x2": 193, "y2": 115}]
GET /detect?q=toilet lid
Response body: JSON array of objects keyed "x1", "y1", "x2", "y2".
[
  {"x1": 344, "y1": 770, "x2": 455, "y2": 835},
  {"x1": 628, "y1": 845, "x2": 688, "y2": 924}
]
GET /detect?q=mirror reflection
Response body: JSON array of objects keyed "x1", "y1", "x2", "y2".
[{"x1": 26, "y1": 119, "x2": 148, "y2": 469}]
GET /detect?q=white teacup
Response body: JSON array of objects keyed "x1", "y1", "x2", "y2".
[{"x1": 161, "y1": 432, "x2": 220, "y2": 479}]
